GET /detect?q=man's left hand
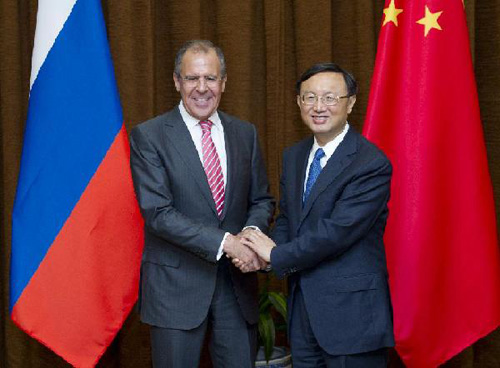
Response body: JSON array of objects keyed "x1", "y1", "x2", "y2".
[{"x1": 240, "y1": 230, "x2": 276, "y2": 263}]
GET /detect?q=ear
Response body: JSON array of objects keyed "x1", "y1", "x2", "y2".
[
  {"x1": 347, "y1": 95, "x2": 357, "y2": 114},
  {"x1": 296, "y1": 95, "x2": 301, "y2": 109},
  {"x1": 221, "y1": 76, "x2": 227, "y2": 93},
  {"x1": 173, "y1": 73, "x2": 181, "y2": 92}
]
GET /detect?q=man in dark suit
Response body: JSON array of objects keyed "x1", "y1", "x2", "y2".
[
  {"x1": 241, "y1": 63, "x2": 394, "y2": 367},
  {"x1": 130, "y1": 40, "x2": 274, "y2": 367}
]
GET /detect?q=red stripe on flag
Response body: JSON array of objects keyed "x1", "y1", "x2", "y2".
[{"x1": 12, "y1": 125, "x2": 144, "y2": 368}]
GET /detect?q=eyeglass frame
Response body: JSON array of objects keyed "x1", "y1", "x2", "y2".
[
  {"x1": 300, "y1": 92, "x2": 352, "y2": 106},
  {"x1": 180, "y1": 74, "x2": 225, "y2": 87}
]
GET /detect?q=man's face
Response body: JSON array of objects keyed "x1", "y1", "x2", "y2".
[
  {"x1": 173, "y1": 49, "x2": 226, "y2": 120},
  {"x1": 297, "y1": 72, "x2": 356, "y2": 145}
]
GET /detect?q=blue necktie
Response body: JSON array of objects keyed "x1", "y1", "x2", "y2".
[{"x1": 303, "y1": 148, "x2": 325, "y2": 203}]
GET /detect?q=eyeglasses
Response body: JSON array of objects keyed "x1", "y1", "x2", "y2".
[
  {"x1": 181, "y1": 75, "x2": 222, "y2": 87},
  {"x1": 300, "y1": 93, "x2": 350, "y2": 106}
]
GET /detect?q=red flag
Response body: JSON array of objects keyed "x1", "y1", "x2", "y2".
[{"x1": 363, "y1": 1, "x2": 500, "y2": 366}]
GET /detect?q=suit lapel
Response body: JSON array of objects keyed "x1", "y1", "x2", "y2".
[
  {"x1": 291, "y1": 137, "x2": 313, "y2": 227},
  {"x1": 220, "y1": 113, "x2": 236, "y2": 221},
  {"x1": 298, "y1": 128, "x2": 358, "y2": 228},
  {"x1": 163, "y1": 108, "x2": 218, "y2": 216}
]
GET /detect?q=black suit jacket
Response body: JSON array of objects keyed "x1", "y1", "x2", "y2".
[
  {"x1": 271, "y1": 127, "x2": 395, "y2": 355},
  {"x1": 130, "y1": 107, "x2": 274, "y2": 329}
]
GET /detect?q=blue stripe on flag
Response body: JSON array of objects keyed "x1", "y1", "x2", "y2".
[{"x1": 11, "y1": 0, "x2": 122, "y2": 310}]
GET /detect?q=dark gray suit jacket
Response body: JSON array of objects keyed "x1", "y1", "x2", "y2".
[
  {"x1": 271, "y1": 127, "x2": 395, "y2": 355},
  {"x1": 130, "y1": 107, "x2": 274, "y2": 330}
]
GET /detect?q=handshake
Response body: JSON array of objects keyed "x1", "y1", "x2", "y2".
[{"x1": 223, "y1": 228, "x2": 276, "y2": 273}]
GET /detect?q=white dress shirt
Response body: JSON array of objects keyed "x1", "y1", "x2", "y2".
[
  {"x1": 179, "y1": 102, "x2": 227, "y2": 188},
  {"x1": 303, "y1": 123, "x2": 350, "y2": 194}
]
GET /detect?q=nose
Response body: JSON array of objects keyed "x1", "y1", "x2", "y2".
[
  {"x1": 313, "y1": 98, "x2": 326, "y2": 111},
  {"x1": 196, "y1": 78, "x2": 208, "y2": 92}
]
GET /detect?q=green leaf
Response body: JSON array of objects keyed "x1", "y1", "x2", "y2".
[
  {"x1": 268, "y1": 291, "x2": 287, "y2": 322},
  {"x1": 259, "y1": 297, "x2": 272, "y2": 313},
  {"x1": 258, "y1": 311, "x2": 275, "y2": 362}
]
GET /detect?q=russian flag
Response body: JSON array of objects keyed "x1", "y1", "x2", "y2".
[{"x1": 10, "y1": 0, "x2": 144, "y2": 367}]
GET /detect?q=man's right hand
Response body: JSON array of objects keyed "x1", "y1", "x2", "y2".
[{"x1": 223, "y1": 234, "x2": 261, "y2": 272}]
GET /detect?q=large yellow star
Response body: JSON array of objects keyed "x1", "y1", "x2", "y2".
[
  {"x1": 416, "y1": 5, "x2": 443, "y2": 37},
  {"x1": 383, "y1": 0, "x2": 403, "y2": 27}
]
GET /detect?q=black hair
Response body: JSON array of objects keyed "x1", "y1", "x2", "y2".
[{"x1": 296, "y1": 63, "x2": 358, "y2": 96}]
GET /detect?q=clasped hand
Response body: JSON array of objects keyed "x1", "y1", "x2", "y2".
[{"x1": 224, "y1": 229, "x2": 276, "y2": 273}]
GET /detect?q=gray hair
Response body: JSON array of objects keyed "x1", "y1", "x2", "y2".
[{"x1": 174, "y1": 40, "x2": 227, "y2": 78}]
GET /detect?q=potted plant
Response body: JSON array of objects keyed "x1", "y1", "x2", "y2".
[{"x1": 255, "y1": 277, "x2": 291, "y2": 367}]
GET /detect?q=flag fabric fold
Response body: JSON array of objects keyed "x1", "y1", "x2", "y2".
[
  {"x1": 10, "y1": 0, "x2": 144, "y2": 366},
  {"x1": 363, "y1": 1, "x2": 500, "y2": 367}
]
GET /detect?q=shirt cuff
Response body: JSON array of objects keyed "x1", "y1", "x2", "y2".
[
  {"x1": 217, "y1": 232, "x2": 230, "y2": 260},
  {"x1": 242, "y1": 225, "x2": 261, "y2": 232}
]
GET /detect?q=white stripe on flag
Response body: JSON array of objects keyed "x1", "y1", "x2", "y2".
[{"x1": 30, "y1": 0, "x2": 78, "y2": 89}]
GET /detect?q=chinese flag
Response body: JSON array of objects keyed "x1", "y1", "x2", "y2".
[{"x1": 363, "y1": 1, "x2": 500, "y2": 367}]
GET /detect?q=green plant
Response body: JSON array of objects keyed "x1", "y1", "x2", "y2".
[{"x1": 258, "y1": 277, "x2": 287, "y2": 362}]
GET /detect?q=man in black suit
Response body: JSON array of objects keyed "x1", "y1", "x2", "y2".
[
  {"x1": 130, "y1": 40, "x2": 274, "y2": 367},
  {"x1": 242, "y1": 63, "x2": 394, "y2": 367}
]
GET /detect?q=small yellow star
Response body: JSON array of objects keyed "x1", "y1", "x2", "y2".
[
  {"x1": 383, "y1": 0, "x2": 403, "y2": 27},
  {"x1": 416, "y1": 5, "x2": 443, "y2": 37}
]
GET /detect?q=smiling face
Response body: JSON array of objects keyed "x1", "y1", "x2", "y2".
[
  {"x1": 297, "y1": 72, "x2": 356, "y2": 146},
  {"x1": 173, "y1": 48, "x2": 226, "y2": 120}
]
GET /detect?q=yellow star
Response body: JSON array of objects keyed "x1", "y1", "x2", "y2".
[
  {"x1": 416, "y1": 5, "x2": 443, "y2": 37},
  {"x1": 383, "y1": 0, "x2": 403, "y2": 27}
]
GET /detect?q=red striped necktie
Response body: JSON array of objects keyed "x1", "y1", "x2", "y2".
[{"x1": 200, "y1": 120, "x2": 225, "y2": 218}]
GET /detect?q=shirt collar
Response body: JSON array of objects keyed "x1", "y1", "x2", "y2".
[
  {"x1": 312, "y1": 123, "x2": 350, "y2": 160},
  {"x1": 178, "y1": 101, "x2": 223, "y2": 130}
]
